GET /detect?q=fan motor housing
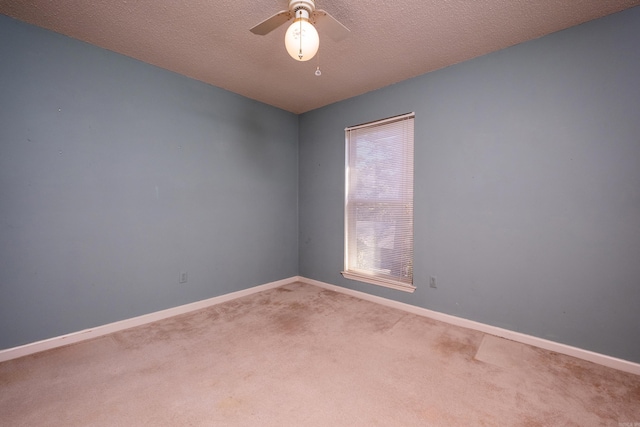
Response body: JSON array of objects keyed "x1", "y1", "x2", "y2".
[{"x1": 289, "y1": 0, "x2": 315, "y2": 15}]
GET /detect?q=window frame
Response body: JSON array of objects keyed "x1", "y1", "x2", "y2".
[{"x1": 341, "y1": 112, "x2": 416, "y2": 293}]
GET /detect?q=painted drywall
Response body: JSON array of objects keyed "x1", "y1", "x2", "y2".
[
  {"x1": 0, "y1": 15, "x2": 299, "y2": 349},
  {"x1": 299, "y1": 7, "x2": 640, "y2": 363}
]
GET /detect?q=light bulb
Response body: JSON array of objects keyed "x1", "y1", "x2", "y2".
[{"x1": 284, "y1": 17, "x2": 319, "y2": 61}]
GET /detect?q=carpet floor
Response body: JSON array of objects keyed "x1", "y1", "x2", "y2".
[{"x1": 1, "y1": 282, "x2": 639, "y2": 426}]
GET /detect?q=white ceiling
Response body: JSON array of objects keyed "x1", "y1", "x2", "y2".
[{"x1": 1, "y1": 0, "x2": 638, "y2": 114}]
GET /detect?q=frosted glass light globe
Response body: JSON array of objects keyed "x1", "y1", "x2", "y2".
[{"x1": 284, "y1": 18, "x2": 319, "y2": 61}]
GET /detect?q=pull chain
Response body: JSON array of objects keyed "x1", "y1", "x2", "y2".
[
  {"x1": 315, "y1": 44, "x2": 321, "y2": 76},
  {"x1": 298, "y1": 10, "x2": 303, "y2": 60}
]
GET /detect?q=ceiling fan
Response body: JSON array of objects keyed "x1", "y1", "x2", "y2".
[{"x1": 250, "y1": 0, "x2": 350, "y2": 62}]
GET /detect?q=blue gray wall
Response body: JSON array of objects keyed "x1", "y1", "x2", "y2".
[
  {"x1": 299, "y1": 7, "x2": 640, "y2": 363},
  {"x1": 0, "y1": 15, "x2": 299, "y2": 349}
]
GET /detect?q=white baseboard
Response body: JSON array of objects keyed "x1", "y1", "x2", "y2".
[
  {"x1": 0, "y1": 276, "x2": 298, "y2": 363},
  {"x1": 298, "y1": 276, "x2": 640, "y2": 376},
  {"x1": 3, "y1": 275, "x2": 639, "y2": 376}
]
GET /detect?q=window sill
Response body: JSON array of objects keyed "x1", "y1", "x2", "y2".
[{"x1": 341, "y1": 271, "x2": 416, "y2": 293}]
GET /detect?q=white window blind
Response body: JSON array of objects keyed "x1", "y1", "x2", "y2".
[{"x1": 342, "y1": 113, "x2": 415, "y2": 292}]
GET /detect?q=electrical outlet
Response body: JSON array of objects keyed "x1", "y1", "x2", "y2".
[
  {"x1": 179, "y1": 272, "x2": 188, "y2": 284},
  {"x1": 429, "y1": 276, "x2": 437, "y2": 288}
]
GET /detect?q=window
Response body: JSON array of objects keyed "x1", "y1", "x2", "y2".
[{"x1": 342, "y1": 113, "x2": 415, "y2": 293}]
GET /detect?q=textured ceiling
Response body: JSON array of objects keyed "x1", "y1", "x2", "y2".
[{"x1": 1, "y1": 0, "x2": 638, "y2": 113}]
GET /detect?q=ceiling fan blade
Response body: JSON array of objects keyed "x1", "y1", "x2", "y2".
[
  {"x1": 312, "y1": 10, "x2": 350, "y2": 42},
  {"x1": 250, "y1": 10, "x2": 292, "y2": 35}
]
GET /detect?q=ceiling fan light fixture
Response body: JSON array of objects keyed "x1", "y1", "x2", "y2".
[
  {"x1": 251, "y1": 0, "x2": 347, "y2": 64},
  {"x1": 284, "y1": 13, "x2": 319, "y2": 61}
]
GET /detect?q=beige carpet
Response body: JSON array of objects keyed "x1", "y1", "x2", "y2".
[{"x1": 1, "y1": 282, "x2": 639, "y2": 426}]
